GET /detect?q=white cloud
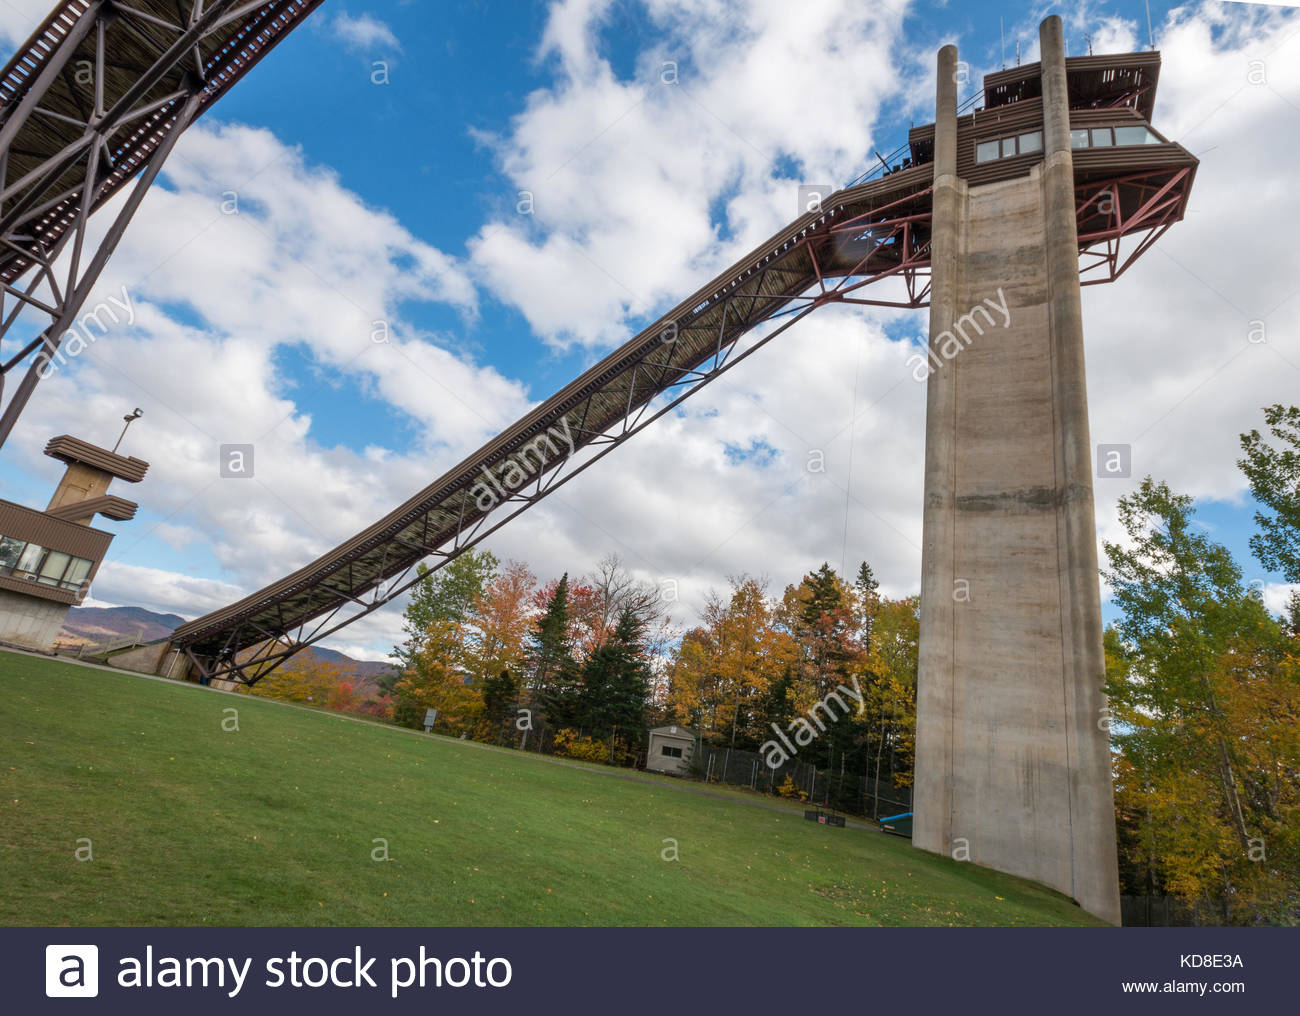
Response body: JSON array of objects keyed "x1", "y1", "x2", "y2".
[
  {"x1": 86, "y1": 563, "x2": 247, "y2": 620},
  {"x1": 469, "y1": 0, "x2": 911, "y2": 350},
  {"x1": 2, "y1": 119, "x2": 529, "y2": 647},
  {"x1": 1259, "y1": 582, "x2": 1299, "y2": 617},
  {"x1": 329, "y1": 642, "x2": 399, "y2": 664},
  {"x1": 151, "y1": 523, "x2": 201, "y2": 551},
  {"x1": 330, "y1": 11, "x2": 402, "y2": 53},
  {"x1": 0, "y1": 1, "x2": 49, "y2": 51}
]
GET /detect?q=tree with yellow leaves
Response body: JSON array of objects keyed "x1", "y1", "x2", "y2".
[
  {"x1": 667, "y1": 575, "x2": 795, "y2": 750},
  {"x1": 1104, "y1": 477, "x2": 1299, "y2": 924},
  {"x1": 392, "y1": 618, "x2": 483, "y2": 735},
  {"x1": 861, "y1": 596, "x2": 918, "y2": 815},
  {"x1": 246, "y1": 655, "x2": 364, "y2": 711}
]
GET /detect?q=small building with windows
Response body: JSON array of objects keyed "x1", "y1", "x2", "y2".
[
  {"x1": 0, "y1": 435, "x2": 147, "y2": 650},
  {"x1": 646, "y1": 725, "x2": 696, "y2": 776}
]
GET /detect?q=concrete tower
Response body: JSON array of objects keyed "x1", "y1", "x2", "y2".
[
  {"x1": 913, "y1": 18, "x2": 1122, "y2": 924},
  {"x1": 0, "y1": 434, "x2": 147, "y2": 651}
]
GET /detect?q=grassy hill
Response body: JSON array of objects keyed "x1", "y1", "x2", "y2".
[{"x1": 0, "y1": 650, "x2": 1105, "y2": 926}]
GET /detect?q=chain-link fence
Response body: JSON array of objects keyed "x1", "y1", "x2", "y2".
[
  {"x1": 491, "y1": 722, "x2": 912, "y2": 820},
  {"x1": 691, "y1": 743, "x2": 911, "y2": 819},
  {"x1": 1120, "y1": 896, "x2": 1221, "y2": 927}
]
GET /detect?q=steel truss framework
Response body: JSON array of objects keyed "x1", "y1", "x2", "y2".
[
  {"x1": 0, "y1": 0, "x2": 322, "y2": 445},
  {"x1": 178, "y1": 184, "x2": 939, "y2": 682},
  {"x1": 173, "y1": 164, "x2": 1193, "y2": 686},
  {"x1": 1075, "y1": 167, "x2": 1194, "y2": 285}
]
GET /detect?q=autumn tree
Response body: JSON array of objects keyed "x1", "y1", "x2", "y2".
[
  {"x1": 1104, "y1": 477, "x2": 1300, "y2": 923},
  {"x1": 669, "y1": 576, "x2": 794, "y2": 751},
  {"x1": 860, "y1": 596, "x2": 919, "y2": 816},
  {"x1": 392, "y1": 618, "x2": 483, "y2": 734},
  {"x1": 1239, "y1": 404, "x2": 1300, "y2": 583},
  {"x1": 247, "y1": 657, "x2": 363, "y2": 710},
  {"x1": 667, "y1": 626, "x2": 726, "y2": 749},
  {"x1": 391, "y1": 548, "x2": 499, "y2": 684},
  {"x1": 463, "y1": 560, "x2": 536, "y2": 686}
]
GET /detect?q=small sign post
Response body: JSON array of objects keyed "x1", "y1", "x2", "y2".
[{"x1": 423, "y1": 708, "x2": 437, "y2": 733}]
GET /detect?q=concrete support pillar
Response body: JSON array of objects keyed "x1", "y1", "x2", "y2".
[
  {"x1": 914, "y1": 42, "x2": 966, "y2": 867},
  {"x1": 911, "y1": 18, "x2": 1121, "y2": 925},
  {"x1": 934, "y1": 45, "x2": 958, "y2": 178},
  {"x1": 1037, "y1": 14, "x2": 1122, "y2": 926}
]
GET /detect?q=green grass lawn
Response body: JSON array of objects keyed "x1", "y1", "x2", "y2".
[{"x1": 0, "y1": 650, "x2": 1104, "y2": 926}]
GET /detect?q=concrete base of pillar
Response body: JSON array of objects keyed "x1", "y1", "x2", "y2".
[
  {"x1": 107, "y1": 640, "x2": 193, "y2": 681},
  {"x1": 0, "y1": 588, "x2": 71, "y2": 651}
]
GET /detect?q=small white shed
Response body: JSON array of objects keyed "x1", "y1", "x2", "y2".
[{"x1": 646, "y1": 725, "x2": 696, "y2": 775}]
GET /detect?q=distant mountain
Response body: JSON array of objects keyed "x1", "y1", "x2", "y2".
[
  {"x1": 59, "y1": 605, "x2": 397, "y2": 679},
  {"x1": 61, "y1": 605, "x2": 187, "y2": 644},
  {"x1": 299, "y1": 645, "x2": 397, "y2": 680}
]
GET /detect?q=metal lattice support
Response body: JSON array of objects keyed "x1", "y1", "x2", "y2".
[
  {"x1": 0, "y1": 0, "x2": 323, "y2": 446},
  {"x1": 1075, "y1": 167, "x2": 1193, "y2": 285},
  {"x1": 178, "y1": 186, "x2": 941, "y2": 683}
]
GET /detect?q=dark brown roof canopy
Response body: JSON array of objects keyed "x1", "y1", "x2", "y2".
[
  {"x1": 44, "y1": 435, "x2": 148, "y2": 483},
  {"x1": 983, "y1": 52, "x2": 1161, "y2": 121}
]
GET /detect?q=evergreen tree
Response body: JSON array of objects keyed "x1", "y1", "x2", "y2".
[
  {"x1": 855, "y1": 560, "x2": 881, "y2": 650},
  {"x1": 579, "y1": 607, "x2": 651, "y2": 749},
  {"x1": 756, "y1": 665, "x2": 795, "y2": 741},
  {"x1": 792, "y1": 562, "x2": 864, "y2": 806},
  {"x1": 480, "y1": 667, "x2": 518, "y2": 743},
  {"x1": 527, "y1": 572, "x2": 580, "y2": 724},
  {"x1": 855, "y1": 561, "x2": 878, "y2": 598},
  {"x1": 792, "y1": 561, "x2": 859, "y2": 694},
  {"x1": 801, "y1": 562, "x2": 843, "y2": 627}
]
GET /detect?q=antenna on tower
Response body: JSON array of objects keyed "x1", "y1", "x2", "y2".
[
  {"x1": 1016, "y1": 39, "x2": 1021, "y2": 66},
  {"x1": 1087, "y1": 34, "x2": 1094, "y2": 56},
  {"x1": 113, "y1": 408, "x2": 143, "y2": 454},
  {"x1": 1001, "y1": 18, "x2": 1006, "y2": 69},
  {"x1": 1145, "y1": 0, "x2": 1156, "y2": 50}
]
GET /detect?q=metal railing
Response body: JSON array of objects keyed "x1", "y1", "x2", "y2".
[
  {"x1": 52, "y1": 630, "x2": 144, "y2": 658},
  {"x1": 844, "y1": 93, "x2": 983, "y2": 188}
]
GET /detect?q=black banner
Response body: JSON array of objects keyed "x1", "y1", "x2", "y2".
[{"x1": 8, "y1": 927, "x2": 1293, "y2": 1013}]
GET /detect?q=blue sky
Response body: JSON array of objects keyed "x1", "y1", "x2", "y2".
[{"x1": 0, "y1": 0, "x2": 1296, "y2": 658}]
